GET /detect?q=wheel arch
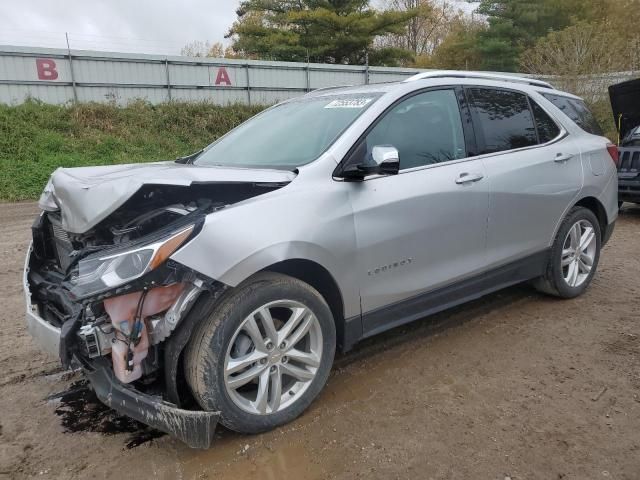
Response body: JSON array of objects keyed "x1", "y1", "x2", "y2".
[
  {"x1": 166, "y1": 259, "x2": 351, "y2": 407},
  {"x1": 261, "y1": 259, "x2": 349, "y2": 351},
  {"x1": 573, "y1": 196, "x2": 608, "y2": 240}
]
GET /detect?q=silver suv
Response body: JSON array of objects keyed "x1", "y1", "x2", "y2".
[{"x1": 25, "y1": 71, "x2": 618, "y2": 448}]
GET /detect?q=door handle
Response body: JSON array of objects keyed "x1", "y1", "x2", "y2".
[
  {"x1": 554, "y1": 153, "x2": 574, "y2": 163},
  {"x1": 455, "y1": 172, "x2": 484, "y2": 184}
]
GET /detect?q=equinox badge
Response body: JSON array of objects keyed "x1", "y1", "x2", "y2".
[{"x1": 368, "y1": 258, "x2": 413, "y2": 276}]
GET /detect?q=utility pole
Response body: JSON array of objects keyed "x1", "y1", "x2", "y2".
[
  {"x1": 364, "y1": 50, "x2": 370, "y2": 85},
  {"x1": 66, "y1": 32, "x2": 78, "y2": 103},
  {"x1": 306, "y1": 49, "x2": 311, "y2": 92}
]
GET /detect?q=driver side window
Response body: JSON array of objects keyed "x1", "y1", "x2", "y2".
[{"x1": 348, "y1": 89, "x2": 467, "y2": 171}]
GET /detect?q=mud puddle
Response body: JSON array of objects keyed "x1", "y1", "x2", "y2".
[{"x1": 48, "y1": 379, "x2": 165, "y2": 449}]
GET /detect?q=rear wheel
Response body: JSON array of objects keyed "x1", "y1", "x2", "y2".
[
  {"x1": 185, "y1": 273, "x2": 336, "y2": 434},
  {"x1": 534, "y1": 207, "x2": 601, "y2": 298}
]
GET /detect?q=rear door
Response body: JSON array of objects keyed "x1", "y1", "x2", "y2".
[{"x1": 465, "y1": 87, "x2": 583, "y2": 267}]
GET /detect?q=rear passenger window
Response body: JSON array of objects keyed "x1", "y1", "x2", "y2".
[
  {"x1": 467, "y1": 88, "x2": 537, "y2": 154},
  {"x1": 542, "y1": 93, "x2": 603, "y2": 136},
  {"x1": 531, "y1": 100, "x2": 561, "y2": 143}
]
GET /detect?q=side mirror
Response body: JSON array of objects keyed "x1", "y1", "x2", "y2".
[
  {"x1": 371, "y1": 145, "x2": 400, "y2": 176},
  {"x1": 340, "y1": 145, "x2": 400, "y2": 180}
]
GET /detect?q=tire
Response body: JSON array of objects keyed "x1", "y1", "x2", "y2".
[
  {"x1": 534, "y1": 206, "x2": 601, "y2": 298},
  {"x1": 184, "y1": 272, "x2": 336, "y2": 434}
]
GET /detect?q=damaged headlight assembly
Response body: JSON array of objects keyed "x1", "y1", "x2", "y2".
[{"x1": 68, "y1": 225, "x2": 195, "y2": 298}]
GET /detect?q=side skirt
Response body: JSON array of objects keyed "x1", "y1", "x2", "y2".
[{"x1": 342, "y1": 250, "x2": 549, "y2": 351}]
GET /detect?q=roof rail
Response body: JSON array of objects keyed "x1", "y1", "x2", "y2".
[
  {"x1": 404, "y1": 70, "x2": 554, "y2": 89},
  {"x1": 311, "y1": 84, "x2": 354, "y2": 93}
]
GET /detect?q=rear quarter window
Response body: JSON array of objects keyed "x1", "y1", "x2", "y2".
[
  {"x1": 530, "y1": 100, "x2": 561, "y2": 143},
  {"x1": 542, "y1": 93, "x2": 603, "y2": 136},
  {"x1": 466, "y1": 87, "x2": 538, "y2": 154}
]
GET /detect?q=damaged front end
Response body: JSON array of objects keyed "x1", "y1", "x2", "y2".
[{"x1": 24, "y1": 164, "x2": 294, "y2": 448}]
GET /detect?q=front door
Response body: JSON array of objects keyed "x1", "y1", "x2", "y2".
[{"x1": 344, "y1": 88, "x2": 490, "y2": 335}]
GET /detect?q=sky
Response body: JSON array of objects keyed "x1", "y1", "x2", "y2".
[{"x1": 0, "y1": 0, "x2": 477, "y2": 55}]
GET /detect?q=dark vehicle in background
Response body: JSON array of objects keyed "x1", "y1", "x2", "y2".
[{"x1": 610, "y1": 78, "x2": 640, "y2": 206}]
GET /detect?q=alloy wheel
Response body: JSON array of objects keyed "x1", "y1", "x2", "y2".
[
  {"x1": 561, "y1": 219, "x2": 597, "y2": 288},
  {"x1": 224, "y1": 300, "x2": 323, "y2": 415}
]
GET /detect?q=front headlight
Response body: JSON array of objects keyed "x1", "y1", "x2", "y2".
[{"x1": 68, "y1": 225, "x2": 194, "y2": 298}]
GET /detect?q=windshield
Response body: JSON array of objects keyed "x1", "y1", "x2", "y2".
[{"x1": 194, "y1": 93, "x2": 381, "y2": 169}]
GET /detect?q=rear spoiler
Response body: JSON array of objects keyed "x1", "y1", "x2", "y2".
[{"x1": 609, "y1": 78, "x2": 640, "y2": 142}]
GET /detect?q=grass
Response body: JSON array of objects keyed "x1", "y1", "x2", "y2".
[
  {"x1": 0, "y1": 97, "x2": 618, "y2": 201},
  {"x1": 589, "y1": 98, "x2": 618, "y2": 143},
  {"x1": 0, "y1": 100, "x2": 265, "y2": 201}
]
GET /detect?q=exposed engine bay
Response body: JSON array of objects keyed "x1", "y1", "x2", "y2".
[{"x1": 27, "y1": 169, "x2": 292, "y2": 405}]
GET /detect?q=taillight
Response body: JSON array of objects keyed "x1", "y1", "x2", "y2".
[{"x1": 607, "y1": 143, "x2": 620, "y2": 166}]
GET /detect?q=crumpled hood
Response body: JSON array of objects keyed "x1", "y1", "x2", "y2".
[{"x1": 39, "y1": 162, "x2": 296, "y2": 234}]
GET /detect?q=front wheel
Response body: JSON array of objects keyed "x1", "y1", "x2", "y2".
[
  {"x1": 185, "y1": 272, "x2": 336, "y2": 434},
  {"x1": 534, "y1": 206, "x2": 601, "y2": 298}
]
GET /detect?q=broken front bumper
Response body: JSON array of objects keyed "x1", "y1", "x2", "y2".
[
  {"x1": 24, "y1": 243, "x2": 61, "y2": 357},
  {"x1": 80, "y1": 357, "x2": 220, "y2": 449},
  {"x1": 23, "y1": 245, "x2": 220, "y2": 449}
]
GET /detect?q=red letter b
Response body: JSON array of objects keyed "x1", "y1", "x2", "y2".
[{"x1": 36, "y1": 58, "x2": 58, "y2": 80}]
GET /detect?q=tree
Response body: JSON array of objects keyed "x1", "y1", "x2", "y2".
[
  {"x1": 207, "y1": 42, "x2": 225, "y2": 58},
  {"x1": 521, "y1": 22, "x2": 627, "y2": 77},
  {"x1": 418, "y1": 15, "x2": 485, "y2": 70},
  {"x1": 223, "y1": 45, "x2": 248, "y2": 59},
  {"x1": 379, "y1": 0, "x2": 461, "y2": 58},
  {"x1": 181, "y1": 41, "x2": 214, "y2": 57},
  {"x1": 226, "y1": 0, "x2": 417, "y2": 65},
  {"x1": 592, "y1": 0, "x2": 640, "y2": 50},
  {"x1": 565, "y1": 0, "x2": 640, "y2": 28},
  {"x1": 521, "y1": 21, "x2": 637, "y2": 102},
  {"x1": 181, "y1": 41, "x2": 247, "y2": 59},
  {"x1": 473, "y1": 0, "x2": 583, "y2": 71},
  {"x1": 470, "y1": 0, "x2": 640, "y2": 72}
]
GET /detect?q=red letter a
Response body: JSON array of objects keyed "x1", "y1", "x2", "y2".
[{"x1": 214, "y1": 67, "x2": 231, "y2": 86}]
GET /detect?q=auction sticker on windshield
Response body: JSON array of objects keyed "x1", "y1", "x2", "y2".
[{"x1": 325, "y1": 98, "x2": 373, "y2": 109}]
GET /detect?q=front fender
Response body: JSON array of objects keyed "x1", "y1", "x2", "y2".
[
  {"x1": 218, "y1": 241, "x2": 341, "y2": 286},
  {"x1": 170, "y1": 180, "x2": 360, "y2": 319}
]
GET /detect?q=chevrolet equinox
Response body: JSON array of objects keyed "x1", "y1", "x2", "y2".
[{"x1": 25, "y1": 71, "x2": 618, "y2": 447}]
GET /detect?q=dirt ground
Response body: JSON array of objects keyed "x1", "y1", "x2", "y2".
[{"x1": 1, "y1": 201, "x2": 639, "y2": 480}]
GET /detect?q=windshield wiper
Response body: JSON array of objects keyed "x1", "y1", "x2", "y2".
[{"x1": 175, "y1": 149, "x2": 204, "y2": 165}]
